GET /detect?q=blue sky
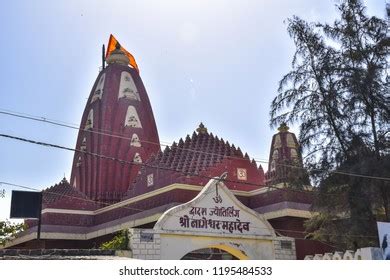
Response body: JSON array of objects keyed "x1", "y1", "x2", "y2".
[{"x1": 0, "y1": 0, "x2": 386, "y2": 220}]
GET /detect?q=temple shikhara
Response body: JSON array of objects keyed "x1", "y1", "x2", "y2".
[{"x1": 4, "y1": 36, "x2": 332, "y2": 259}]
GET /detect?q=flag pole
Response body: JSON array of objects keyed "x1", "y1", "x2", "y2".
[{"x1": 102, "y1": 44, "x2": 106, "y2": 70}]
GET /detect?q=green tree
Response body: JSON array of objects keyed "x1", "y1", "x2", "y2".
[
  {"x1": 270, "y1": 0, "x2": 389, "y2": 249},
  {"x1": 0, "y1": 220, "x2": 25, "y2": 246},
  {"x1": 323, "y1": 0, "x2": 390, "y2": 220}
]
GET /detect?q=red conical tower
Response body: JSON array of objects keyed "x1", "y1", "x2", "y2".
[{"x1": 70, "y1": 45, "x2": 160, "y2": 203}]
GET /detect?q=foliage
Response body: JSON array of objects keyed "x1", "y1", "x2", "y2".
[
  {"x1": 99, "y1": 229, "x2": 129, "y2": 250},
  {"x1": 0, "y1": 220, "x2": 26, "y2": 246},
  {"x1": 271, "y1": 0, "x2": 389, "y2": 249}
]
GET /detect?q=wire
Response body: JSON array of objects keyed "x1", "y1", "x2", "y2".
[
  {"x1": 1, "y1": 180, "x2": 227, "y2": 214},
  {"x1": 1, "y1": 131, "x2": 390, "y2": 205},
  {"x1": 0, "y1": 132, "x2": 312, "y2": 196},
  {"x1": 0, "y1": 108, "x2": 269, "y2": 163},
  {"x1": 1, "y1": 108, "x2": 390, "y2": 182},
  {"x1": 0, "y1": 180, "x2": 217, "y2": 211},
  {"x1": 0, "y1": 181, "x2": 145, "y2": 213}
]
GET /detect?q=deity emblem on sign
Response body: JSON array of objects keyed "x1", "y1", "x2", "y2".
[{"x1": 213, "y1": 194, "x2": 223, "y2": 203}]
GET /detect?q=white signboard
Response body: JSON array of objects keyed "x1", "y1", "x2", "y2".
[
  {"x1": 154, "y1": 176, "x2": 275, "y2": 237},
  {"x1": 377, "y1": 222, "x2": 390, "y2": 260}
]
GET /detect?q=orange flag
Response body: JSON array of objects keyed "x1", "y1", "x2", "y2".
[{"x1": 106, "y1": 34, "x2": 139, "y2": 72}]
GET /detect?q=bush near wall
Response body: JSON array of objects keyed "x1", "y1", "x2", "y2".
[{"x1": 99, "y1": 229, "x2": 129, "y2": 250}]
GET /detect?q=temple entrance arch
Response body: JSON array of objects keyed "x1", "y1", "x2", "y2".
[
  {"x1": 181, "y1": 246, "x2": 243, "y2": 260},
  {"x1": 152, "y1": 175, "x2": 279, "y2": 260},
  {"x1": 128, "y1": 175, "x2": 297, "y2": 260},
  {"x1": 207, "y1": 244, "x2": 249, "y2": 260}
]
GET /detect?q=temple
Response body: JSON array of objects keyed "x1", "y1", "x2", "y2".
[{"x1": 4, "y1": 43, "x2": 331, "y2": 259}]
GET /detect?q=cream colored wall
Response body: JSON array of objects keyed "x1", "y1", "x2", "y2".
[
  {"x1": 304, "y1": 247, "x2": 383, "y2": 260},
  {"x1": 159, "y1": 233, "x2": 275, "y2": 260},
  {"x1": 128, "y1": 229, "x2": 296, "y2": 260}
]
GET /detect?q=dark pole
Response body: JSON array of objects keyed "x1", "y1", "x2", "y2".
[
  {"x1": 36, "y1": 192, "x2": 43, "y2": 240},
  {"x1": 102, "y1": 44, "x2": 106, "y2": 70}
]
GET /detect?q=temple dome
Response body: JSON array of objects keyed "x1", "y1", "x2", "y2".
[
  {"x1": 127, "y1": 123, "x2": 265, "y2": 198},
  {"x1": 70, "y1": 57, "x2": 160, "y2": 203}
]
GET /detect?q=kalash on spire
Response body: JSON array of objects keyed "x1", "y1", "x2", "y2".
[{"x1": 70, "y1": 35, "x2": 160, "y2": 203}]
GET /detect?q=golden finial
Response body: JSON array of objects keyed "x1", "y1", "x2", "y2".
[
  {"x1": 278, "y1": 122, "x2": 290, "y2": 132},
  {"x1": 196, "y1": 122, "x2": 208, "y2": 134}
]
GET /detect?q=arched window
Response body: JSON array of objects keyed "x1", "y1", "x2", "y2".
[
  {"x1": 118, "y1": 71, "x2": 140, "y2": 101},
  {"x1": 125, "y1": 106, "x2": 142, "y2": 128},
  {"x1": 273, "y1": 135, "x2": 281, "y2": 148},
  {"x1": 290, "y1": 148, "x2": 298, "y2": 158},
  {"x1": 270, "y1": 160, "x2": 276, "y2": 171},
  {"x1": 80, "y1": 137, "x2": 87, "y2": 151},
  {"x1": 133, "y1": 153, "x2": 142, "y2": 163},
  {"x1": 72, "y1": 178, "x2": 77, "y2": 188},
  {"x1": 85, "y1": 109, "x2": 94, "y2": 129},
  {"x1": 286, "y1": 134, "x2": 296, "y2": 148},
  {"x1": 91, "y1": 73, "x2": 105, "y2": 102},
  {"x1": 76, "y1": 156, "x2": 82, "y2": 167},
  {"x1": 130, "y1": 133, "x2": 141, "y2": 147}
]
